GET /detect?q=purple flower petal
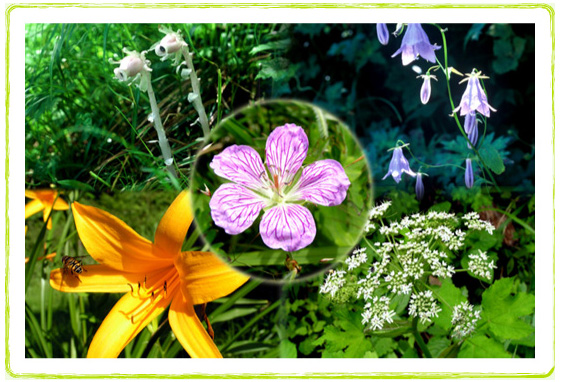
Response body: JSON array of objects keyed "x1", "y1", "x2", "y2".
[
  {"x1": 391, "y1": 23, "x2": 441, "y2": 66},
  {"x1": 209, "y1": 183, "x2": 266, "y2": 235},
  {"x1": 465, "y1": 159, "x2": 474, "y2": 189},
  {"x1": 420, "y1": 76, "x2": 432, "y2": 104},
  {"x1": 260, "y1": 204, "x2": 316, "y2": 252},
  {"x1": 209, "y1": 145, "x2": 269, "y2": 191},
  {"x1": 289, "y1": 159, "x2": 350, "y2": 206},
  {"x1": 454, "y1": 75, "x2": 496, "y2": 117},
  {"x1": 382, "y1": 147, "x2": 416, "y2": 183},
  {"x1": 265, "y1": 123, "x2": 309, "y2": 186}
]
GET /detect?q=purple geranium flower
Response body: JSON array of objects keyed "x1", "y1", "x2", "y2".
[
  {"x1": 382, "y1": 147, "x2": 417, "y2": 183},
  {"x1": 208, "y1": 123, "x2": 351, "y2": 252},
  {"x1": 391, "y1": 23, "x2": 441, "y2": 66},
  {"x1": 453, "y1": 70, "x2": 496, "y2": 117}
]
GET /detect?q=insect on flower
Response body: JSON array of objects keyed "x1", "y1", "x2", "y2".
[
  {"x1": 208, "y1": 123, "x2": 351, "y2": 252},
  {"x1": 61, "y1": 255, "x2": 87, "y2": 282}
]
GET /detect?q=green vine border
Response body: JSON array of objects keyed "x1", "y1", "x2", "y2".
[{"x1": 6, "y1": 2, "x2": 555, "y2": 379}]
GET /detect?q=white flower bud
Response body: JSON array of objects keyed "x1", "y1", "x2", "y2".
[
  {"x1": 114, "y1": 55, "x2": 144, "y2": 81},
  {"x1": 155, "y1": 33, "x2": 183, "y2": 57}
]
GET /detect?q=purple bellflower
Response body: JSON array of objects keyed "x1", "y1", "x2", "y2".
[
  {"x1": 419, "y1": 74, "x2": 437, "y2": 104},
  {"x1": 377, "y1": 23, "x2": 390, "y2": 45},
  {"x1": 454, "y1": 70, "x2": 496, "y2": 117},
  {"x1": 466, "y1": 114, "x2": 479, "y2": 148},
  {"x1": 465, "y1": 158, "x2": 474, "y2": 189},
  {"x1": 209, "y1": 123, "x2": 351, "y2": 253},
  {"x1": 382, "y1": 147, "x2": 417, "y2": 183},
  {"x1": 415, "y1": 173, "x2": 425, "y2": 200},
  {"x1": 392, "y1": 23, "x2": 441, "y2": 66},
  {"x1": 464, "y1": 111, "x2": 477, "y2": 135}
]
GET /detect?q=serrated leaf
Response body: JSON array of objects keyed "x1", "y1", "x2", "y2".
[
  {"x1": 315, "y1": 309, "x2": 373, "y2": 357},
  {"x1": 458, "y1": 335, "x2": 510, "y2": 358},
  {"x1": 481, "y1": 277, "x2": 535, "y2": 340},
  {"x1": 431, "y1": 278, "x2": 467, "y2": 331},
  {"x1": 479, "y1": 143, "x2": 505, "y2": 174}
]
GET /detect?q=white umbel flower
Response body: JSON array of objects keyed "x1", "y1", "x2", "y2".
[
  {"x1": 320, "y1": 270, "x2": 347, "y2": 298},
  {"x1": 451, "y1": 301, "x2": 481, "y2": 339},
  {"x1": 408, "y1": 290, "x2": 442, "y2": 324},
  {"x1": 467, "y1": 250, "x2": 497, "y2": 281},
  {"x1": 361, "y1": 296, "x2": 396, "y2": 330}
]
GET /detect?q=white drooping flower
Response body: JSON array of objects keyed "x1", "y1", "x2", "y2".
[
  {"x1": 153, "y1": 27, "x2": 188, "y2": 66},
  {"x1": 110, "y1": 49, "x2": 151, "y2": 92}
]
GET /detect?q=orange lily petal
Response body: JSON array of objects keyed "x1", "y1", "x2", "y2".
[
  {"x1": 52, "y1": 198, "x2": 70, "y2": 211},
  {"x1": 25, "y1": 189, "x2": 42, "y2": 199},
  {"x1": 168, "y1": 289, "x2": 222, "y2": 358},
  {"x1": 86, "y1": 284, "x2": 177, "y2": 358},
  {"x1": 25, "y1": 199, "x2": 44, "y2": 219},
  {"x1": 72, "y1": 202, "x2": 171, "y2": 273},
  {"x1": 153, "y1": 191, "x2": 193, "y2": 259},
  {"x1": 49, "y1": 264, "x2": 171, "y2": 293},
  {"x1": 43, "y1": 205, "x2": 53, "y2": 230},
  {"x1": 175, "y1": 251, "x2": 250, "y2": 305}
]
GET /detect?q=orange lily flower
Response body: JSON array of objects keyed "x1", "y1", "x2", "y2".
[
  {"x1": 49, "y1": 191, "x2": 249, "y2": 358},
  {"x1": 25, "y1": 189, "x2": 69, "y2": 230}
]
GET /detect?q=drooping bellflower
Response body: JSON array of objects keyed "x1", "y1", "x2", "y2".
[
  {"x1": 453, "y1": 70, "x2": 496, "y2": 117},
  {"x1": 376, "y1": 23, "x2": 390, "y2": 45},
  {"x1": 391, "y1": 23, "x2": 441, "y2": 66},
  {"x1": 110, "y1": 49, "x2": 152, "y2": 92},
  {"x1": 382, "y1": 147, "x2": 417, "y2": 184},
  {"x1": 465, "y1": 158, "x2": 474, "y2": 189},
  {"x1": 209, "y1": 123, "x2": 351, "y2": 252}
]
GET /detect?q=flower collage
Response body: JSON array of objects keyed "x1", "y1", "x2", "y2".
[{"x1": 23, "y1": 20, "x2": 537, "y2": 366}]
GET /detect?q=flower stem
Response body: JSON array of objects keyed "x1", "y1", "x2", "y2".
[
  {"x1": 145, "y1": 73, "x2": 177, "y2": 179},
  {"x1": 412, "y1": 316, "x2": 433, "y2": 358},
  {"x1": 181, "y1": 45, "x2": 210, "y2": 139}
]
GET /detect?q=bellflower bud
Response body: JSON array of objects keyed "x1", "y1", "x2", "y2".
[
  {"x1": 376, "y1": 23, "x2": 390, "y2": 45},
  {"x1": 419, "y1": 74, "x2": 437, "y2": 104},
  {"x1": 415, "y1": 173, "x2": 425, "y2": 200},
  {"x1": 467, "y1": 121, "x2": 479, "y2": 149},
  {"x1": 465, "y1": 159, "x2": 474, "y2": 189},
  {"x1": 464, "y1": 111, "x2": 477, "y2": 135}
]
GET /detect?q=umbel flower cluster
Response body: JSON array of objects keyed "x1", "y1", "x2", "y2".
[{"x1": 320, "y1": 202, "x2": 495, "y2": 340}]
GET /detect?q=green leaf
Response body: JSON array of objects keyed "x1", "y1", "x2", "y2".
[
  {"x1": 57, "y1": 179, "x2": 95, "y2": 192},
  {"x1": 314, "y1": 309, "x2": 373, "y2": 357},
  {"x1": 481, "y1": 277, "x2": 535, "y2": 340},
  {"x1": 479, "y1": 142, "x2": 505, "y2": 175},
  {"x1": 428, "y1": 201, "x2": 452, "y2": 213},
  {"x1": 431, "y1": 278, "x2": 467, "y2": 331},
  {"x1": 280, "y1": 339, "x2": 297, "y2": 358},
  {"x1": 249, "y1": 39, "x2": 291, "y2": 55},
  {"x1": 427, "y1": 337, "x2": 451, "y2": 358},
  {"x1": 458, "y1": 335, "x2": 510, "y2": 358},
  {"x1": 298, "y1": 336, "x2": 318, "y2": 356},
  {"x1": 374, "y1": 337, "x2": 397, "y2": 357}
]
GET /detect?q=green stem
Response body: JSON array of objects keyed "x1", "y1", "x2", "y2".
[
  {"x1": 412, "y1": 316, "x2": 433, "y2": 358},
  {"x1": 145, "y1": 73, "x2": 177, "y2": 179},
  {"x1": 181, "y1": 45, "x2": 210, "y2": 138}
]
